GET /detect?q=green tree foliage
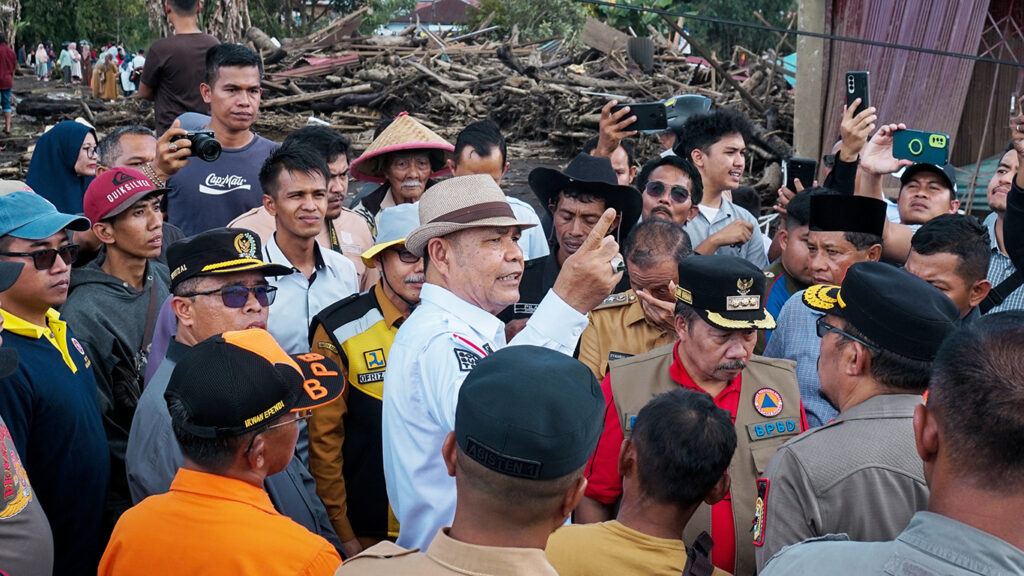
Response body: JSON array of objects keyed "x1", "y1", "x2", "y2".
[
  {"x1": 22, "y1": 0, "x2": 154, "y2": 50},
  {"x1": 682, "y1": 0, "x2": 797, "y2": 57},
  {"x1": 468, "y1": 0, "x2": 587, "y2": 42},
  {"x1": 580, "y1": 0, "x2": 796, "y2": 57}
]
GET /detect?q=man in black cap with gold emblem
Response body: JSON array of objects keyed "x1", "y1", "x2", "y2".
[
  {"x1": 764, "y1": 194, "x2": 887, "y2": 427},
  {"x1": 577, "y1": 254, "x2": 807, "y2": 576},
  {"x1": 338, "y1": 345, "x2": 604, "y2": 575},
  {"x1": 126, "y1": 227, "x2": 343, "y2": 553},
  {"x1": 755, "y1": 262, "x2": 960, "y2": 571},
  {"x1": 500, "y1": 153, "x2": 641, "y2": 335}
]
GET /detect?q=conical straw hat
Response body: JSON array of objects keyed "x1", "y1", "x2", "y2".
[{"x1": 350, "y1": 112, "x2": 455, "y2": 183}]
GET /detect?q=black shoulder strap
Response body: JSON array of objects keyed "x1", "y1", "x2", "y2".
[
  {"x1": 980, "y1": 270, "x2": 1023, "y2": 313},
  {"x1": 682, "y1": 530, "x2": 715, "y2": 576}
]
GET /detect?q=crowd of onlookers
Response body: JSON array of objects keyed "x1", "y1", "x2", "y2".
[
  {"x1": 1, "y1": 2, "x2": 1023, "y2": 575},
  {"x1": 24, "y1": 40, "x2": 144, "y2": 98}
]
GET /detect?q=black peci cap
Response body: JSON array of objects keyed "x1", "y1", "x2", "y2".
[
  {"x1": 802, "y1": 261, "x2": 960, "y2": 361},
  {"x1": 809, "y1": 195, "x2": 887, "y2": 237},
  {"x1": 168, "y1": 228, "x2": 292, "y2": 292},
  {"x1": 674, "y1": 254, "x2": 775, "y2": 330},
  {"x1": 165, "y1": 329, "x2": 344, "y2": 438},
  {"x1": 455, "y1": 346, "x2": 604, "y2": 480}
]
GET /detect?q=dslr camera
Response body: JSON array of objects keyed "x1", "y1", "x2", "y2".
[{"x1": 186, "y1": 130, "x2": 222, "y2": 162}]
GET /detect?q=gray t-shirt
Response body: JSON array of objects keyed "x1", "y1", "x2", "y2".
[
  {"x1": 0, "y1": 413, "x2": 54, "y2": 576},
  {"x1": 166, "y1": 134, "x2": 278, "y2": 236}
]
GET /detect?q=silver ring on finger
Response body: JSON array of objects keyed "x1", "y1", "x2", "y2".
[
  {"x1": 168, "y1": 143, "x2": 178, "y2": 152},
  {"x1": 610, "y1": 256, "x2": 625, "y2": 274}
]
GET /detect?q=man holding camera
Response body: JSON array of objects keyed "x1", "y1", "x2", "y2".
[{"x1": 160, "y1": 44, "x2": 278, "y2": 236}]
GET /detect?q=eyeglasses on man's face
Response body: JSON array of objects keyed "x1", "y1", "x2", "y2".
[
  {"x1": 183, "y1": 284, "x2": 277, "y2": 308},
  {"x1": 0, "y1": 244, "x2": 79, "y2": 270}
]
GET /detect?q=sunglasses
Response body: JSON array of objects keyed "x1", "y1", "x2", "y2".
[
  {"x1": 0, "y1": 244, "x2": 79, "y2": 270},
  {"x1": 815, "y1": 316, "x2": 880, "y2": 353},
  {"x1": 392, "y1": 248, "x2": 420, "y2": 264},
  {"x1": 644, "y1": 181, "x2": 690, "y2": 203},
  {"x1": 244, "y1": 409, "x2": 313, "y2": 455},
  {"x1": 184, "y1": 284, "x2": 277, "y2": 308}
]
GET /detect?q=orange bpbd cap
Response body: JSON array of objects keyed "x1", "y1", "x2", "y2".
[{"x1": 165, "y1": 329, "x2": 345, "y2": 439}]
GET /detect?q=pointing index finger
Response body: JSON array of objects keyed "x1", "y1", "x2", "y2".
[{"x1": 579, "y1": 208, "x2": 618, "y2": 253}]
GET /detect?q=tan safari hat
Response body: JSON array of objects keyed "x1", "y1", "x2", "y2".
[{"x1": 404, "y1": 174, "x2": 536, "y2": 257}]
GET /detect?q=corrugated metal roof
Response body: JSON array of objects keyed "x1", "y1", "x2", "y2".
[{"x1": 820, "y1": 0, "x2": 992, "y2": 165}]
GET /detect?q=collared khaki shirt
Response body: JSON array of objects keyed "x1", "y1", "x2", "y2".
[
  {"x1": 577, "y1": 290, "x2": 676, "y2": 380},
  {"x1": 337, "y1": 528, "x2": 559, "y2": 576}
]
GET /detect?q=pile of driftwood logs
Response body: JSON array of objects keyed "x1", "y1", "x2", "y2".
[{"x1": 12, "y1": 9, "x2": 796, "y2": 197}]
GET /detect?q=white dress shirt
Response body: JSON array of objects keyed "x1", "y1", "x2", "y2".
[
  {"x1": 382, "y1": 282, "x2": 587, "y2": 550},
  {"x1": 508, "y1": 196, "x2": 550, "y2": 260},
  {"x1": 263, "y1": 234, "x2": 359, "y2": 354}
]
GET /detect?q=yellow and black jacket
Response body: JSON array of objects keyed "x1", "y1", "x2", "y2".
[{"x1": 307, "y1": 282, "x2": 404, "y2": 545}]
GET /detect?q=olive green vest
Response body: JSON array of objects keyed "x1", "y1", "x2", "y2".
[{"x1": 609, "y1": 344, "x2": 802, "y2": 576}]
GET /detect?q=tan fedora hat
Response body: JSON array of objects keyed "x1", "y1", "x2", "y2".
[
  {"x1": 349, "y1": 112, "x2": 455, "y2": 183},
  {"x1": 405, "y1": 174, "x2": 537, "y2": 257}
]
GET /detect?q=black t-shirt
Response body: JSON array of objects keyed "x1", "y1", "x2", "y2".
[{"x1": 140, "y1": 33, "x2": 220, "y2": 134}]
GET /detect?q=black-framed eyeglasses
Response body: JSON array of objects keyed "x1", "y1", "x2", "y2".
[
  {"x1": 184, "y1": 284, "x2": 277, "y2": 308},
  {"x1": 244, "y1": 409, "x2": 313, "y2": 455},
  {"x1": 392, "y1": 248, "x2": 421, "y2": 264},
  {"x1": 822, "y1": 154, "x2": 836, "y2": 170},
  {"x1": 644, "y1": 181, "x2": 690, "y2": 203},
  {"x1": 0, "y1": 244, "x2": 79, "y2": 270},
  {"x1": 815, "y1": 316, "x2": 879, "y2": 353}
]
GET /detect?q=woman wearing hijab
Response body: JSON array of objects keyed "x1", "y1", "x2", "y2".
[
  {"x1": 69, "y1": 42, "x2": 82, "y2": 83},
  {"x1": 25, "y1": 121, "x2": 97, "y2": 213},
  {"x1": 98, "y1": 53, "x2": 119, "y2": 99},
  {"x1": 34, "y1": 44, "x2": 47, "y2": 81},
  {"x1": 80, "y1": 41, "x2": 93, "y2": 93}
]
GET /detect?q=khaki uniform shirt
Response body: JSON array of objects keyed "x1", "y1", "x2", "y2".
[
  {"x1": 577, "y1": 290, "x2": 676, "y2": 380},
  {"x1": 336, "y1": 528, "x2": 559, "y2": 576},
  {"x1": 546, "y1": 520, "x2": 732, "y2": 576},
  {"x1": 229, "y1": 206, "x2": 378, "y2": 291},
  {"x1": 755, "y1": 394, "x2": 929, "y2": 571}
]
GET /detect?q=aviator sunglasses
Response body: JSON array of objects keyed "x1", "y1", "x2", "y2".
[
  {"x1": 183, "y1": 284, "x2": 278, "y2": 308},
  {"x1": 644, "y1": 181, "x2": 690, "y2": 203}
]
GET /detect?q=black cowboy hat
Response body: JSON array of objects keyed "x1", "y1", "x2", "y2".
[{"x1": 529, "y1": 153, "x2": 642, "y2": 240}]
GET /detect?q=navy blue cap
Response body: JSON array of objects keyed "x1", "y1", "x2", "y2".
[
  {"x1": 455, "y1": 346, "x2": 604, "y2": 480},
  {"x1": 802, "y1": 261, "x2": 960, "y2": 361}
]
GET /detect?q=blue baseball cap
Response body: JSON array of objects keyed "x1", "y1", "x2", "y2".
[
  {"x1": 0, "y1": 191, "x2": 91, "y2": 240},
  {"x1": 361, "y1": 202, "x2": 420, "y2": 268}
]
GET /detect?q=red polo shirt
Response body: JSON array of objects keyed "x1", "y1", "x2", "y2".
[{"x1": 587, "y1": 341, "x2": 813, "y2": 574}]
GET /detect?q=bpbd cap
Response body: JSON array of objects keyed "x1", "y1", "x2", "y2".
[
  {"x1": 167, "y1": 227, "x2": 292, "y2": 291},
  {"x1": 455, "y1": 346, "x2": 604, "y2": 480},
  {"x1": 802, "y1": 261, "x2": 959, "y2": 361},
  {"x1": 674, "y1": 254, "x2": 774, "y2": 330},
  {"x1": 165, "y1": 329, "x2": 344, "y2": 438}
]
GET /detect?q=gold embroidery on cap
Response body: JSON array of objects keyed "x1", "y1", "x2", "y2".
[
  {"x1": 674, "y1": 286, "x2": 693, "y2": 304},
  {"x1": 704, "y1": 311, "x2": 775, "y2": 330},
  {"x1": 802, "y1": 284, "x2": 841, "y2": 310}
]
